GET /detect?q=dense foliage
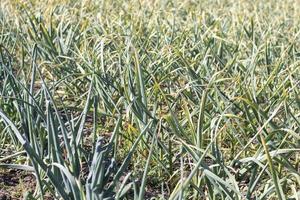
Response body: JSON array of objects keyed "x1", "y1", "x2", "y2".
[{"x1": 0, "y1": 0, "x2": 299, "y2": 199}]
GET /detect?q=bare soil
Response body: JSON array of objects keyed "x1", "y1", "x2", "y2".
[{"x1": 0, "y1": 169, "x2": 36, "y2": 200}]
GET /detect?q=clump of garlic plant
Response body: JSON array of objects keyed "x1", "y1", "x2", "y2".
[{"x1": 0, "y1": 0, "x2": 299, "y2": 199}]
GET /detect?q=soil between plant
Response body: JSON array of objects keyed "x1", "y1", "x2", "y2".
[{"x1": 0, "y1": 169, "x2": 36, "y2": 200}]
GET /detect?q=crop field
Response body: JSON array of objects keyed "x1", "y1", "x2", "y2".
[{"x1": 0, "y1": 0, "x2": 299, "y2": 199}]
